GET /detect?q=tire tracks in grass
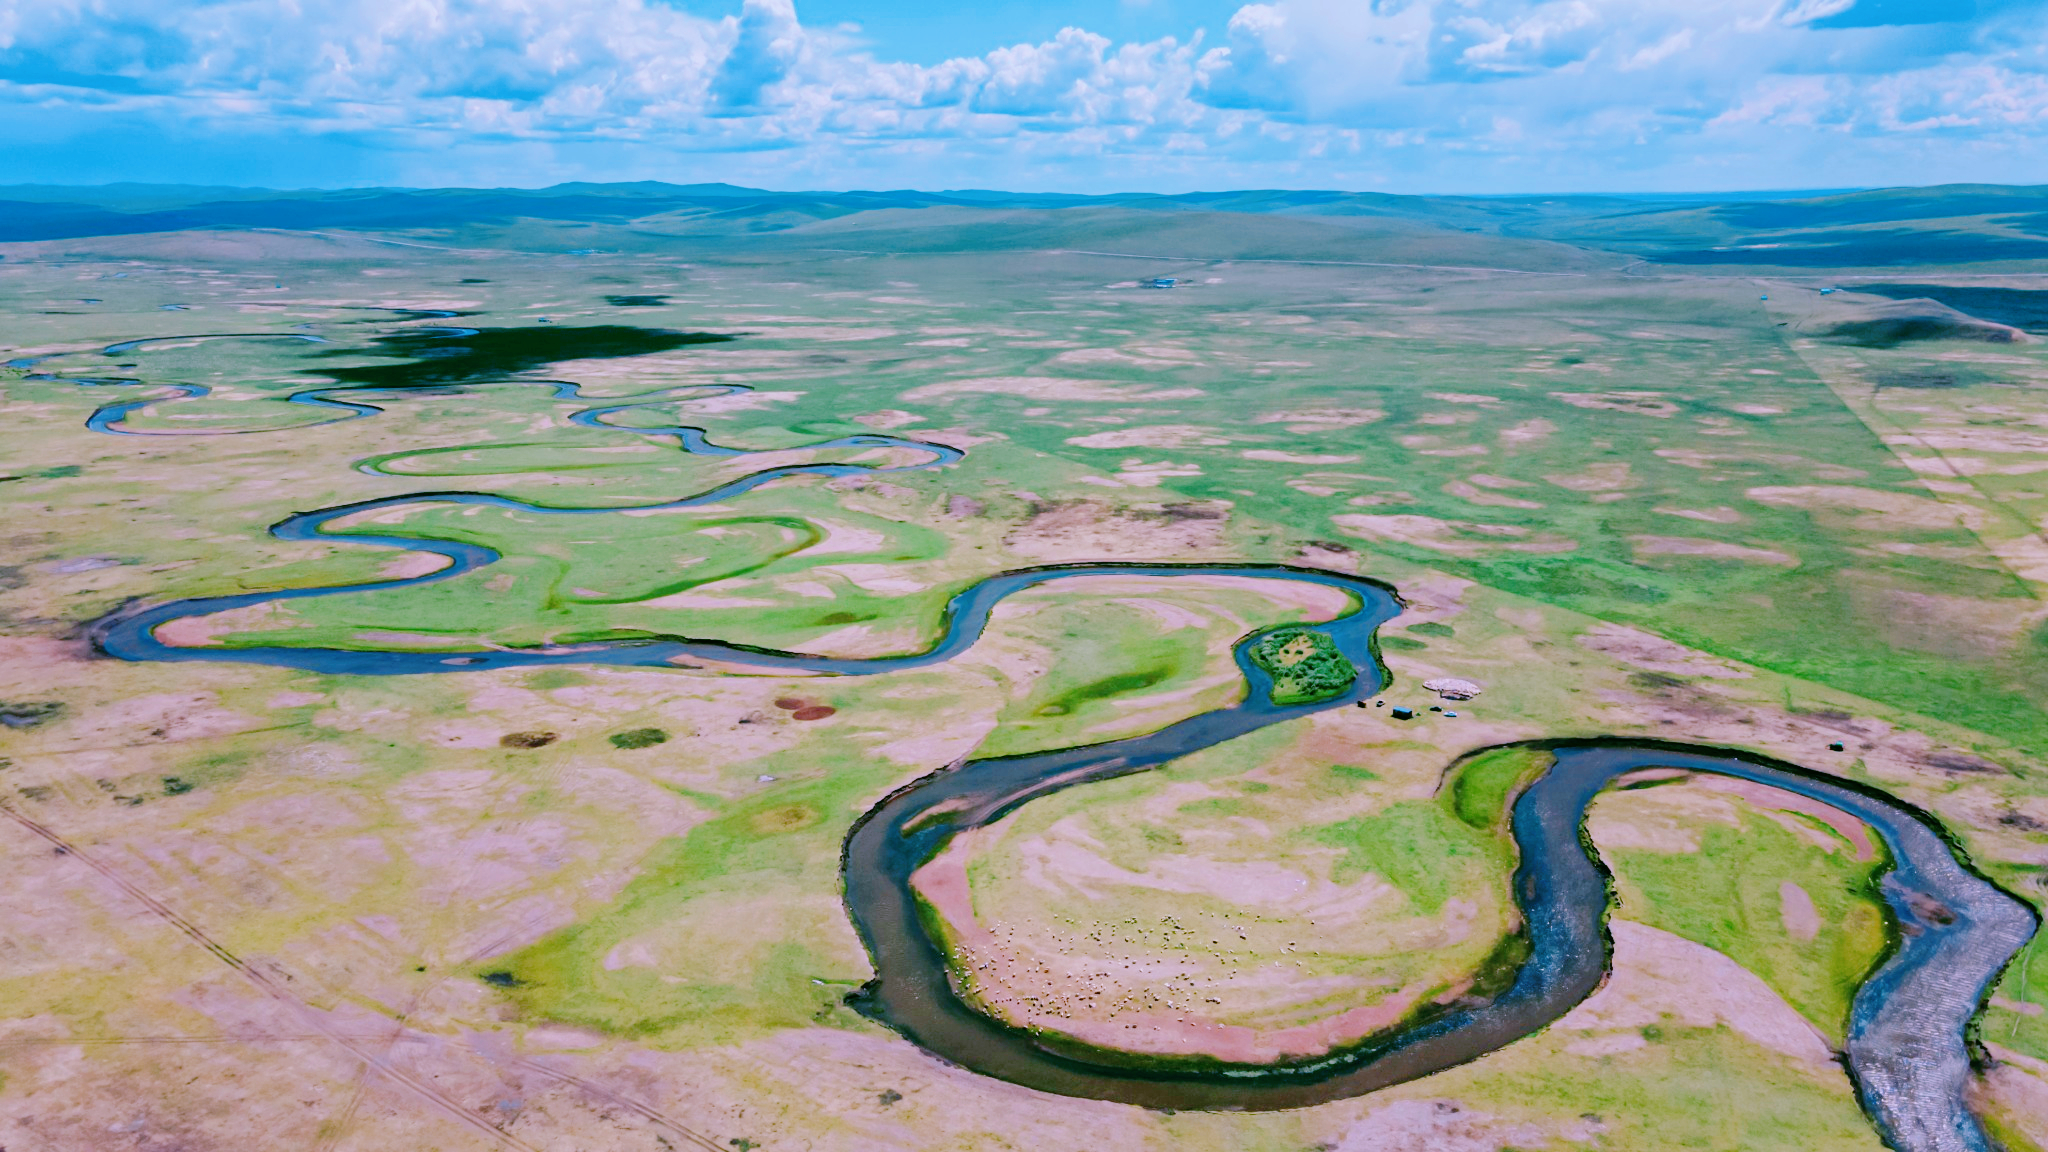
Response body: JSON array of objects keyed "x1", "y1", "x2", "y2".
[{"x1": 0, "y1": 800, "x2": 544, "y2": 1152}]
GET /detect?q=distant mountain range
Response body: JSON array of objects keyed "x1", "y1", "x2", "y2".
[{"x1": 2, "y1": 182, "x2": 2045, "y2": 269}]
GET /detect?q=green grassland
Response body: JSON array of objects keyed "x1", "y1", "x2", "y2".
[
  {"x1": 485, "y1": 756, "x2": 897, "y2": 1043},
  {"x1": 970, "y1": 581, "x2": 1333, "y2": 759},
  {"x1": 1591, "y1": 782, "x2": 1894, "y2": 1041},
  {"x1": 215, "y1": 484, "x2": 956, "y2": 653},
  {"x1": 60, "y1": 260, "x2": 2048, "y2": 761},
  {"x1": 3, "y1": 207, "x2": 2047, "y2": 1146}
]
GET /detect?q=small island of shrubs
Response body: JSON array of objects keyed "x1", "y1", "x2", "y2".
[{"x1": 1247, "y1": 627, "x2": 1357, "y2": 705}]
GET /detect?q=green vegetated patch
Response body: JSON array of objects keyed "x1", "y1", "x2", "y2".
[
  {"x1": 608, "y1": 727, "x2": 669, "y2": 750},
  {"x1": 975, "y1": 602, "x2": 1208, "y2": 758},
  {"x1": 212, "y1": 483, "x2": 955, "y2": 653},
  {"x1": 1409, "y1": 1022, "x2": 1888, "y2": 1152},
  {"x1": 0, "y1": 700, "x2": 65, "y2": 728},
  {"x1": 1986, "y1": 890, "x2": 2048, "y2": 1064},
  {"x1": 1246, "y1": 626, "x2": 1356, "y2": 705},
  {"x1": 1308, "y1": 799, "x2": 1510, "y2": 915},
  {"x1": 1979, "y1": 1104, "x2": 2048, "y2": 1152},
  {"x1": 1017, "y1": 279, "x2": 2048, "y2": 756},
  {"x1": 1444, "y1": 745, "x2": 1555, "y2": 835},
  {"x1": 484, "y1": 757, "x2": 894, "y2": 1045},
  {"x1": 974, "y1": 585, "x2": 1325, "y2": 760},
  {"x1": 1593, "y1": 783, "x2": 1892, "y2": 1042}
]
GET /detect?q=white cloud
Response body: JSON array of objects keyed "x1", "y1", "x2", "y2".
[
  {"x1": 714, "y1": 0, "x2": 806, "y2": 110},
  {"x1": 1620, "y1": 28, "x2": 1694, "y2": 70},
  {"x1": 0, "y1": 0, "x2": 2043, "y2": 189}
]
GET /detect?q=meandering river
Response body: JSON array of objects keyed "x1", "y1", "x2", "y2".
[{"x1": 39, "y1": 327, "x2": 2037, "y2": 1151}]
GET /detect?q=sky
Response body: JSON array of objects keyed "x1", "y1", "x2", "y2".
[{"x1": 1, "y1": 0, "x2": 2046, "y2": 194}]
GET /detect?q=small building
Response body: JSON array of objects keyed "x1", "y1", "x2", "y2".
[{"x1": 1390, "y1": 706, "x2": 1415, "y2": 720}]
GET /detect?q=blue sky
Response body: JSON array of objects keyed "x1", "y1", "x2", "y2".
[{"x1": 1, "y1": 0, "x2": 2045, "y2": 193}]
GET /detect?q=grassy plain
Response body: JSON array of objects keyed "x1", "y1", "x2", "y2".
[
  {"x1": 1, "y1": 202, "x2": 2045, "y2": 1150},
  {"x1": 1590, "y1": 779, "x2": 1893, "y2": 1041}
]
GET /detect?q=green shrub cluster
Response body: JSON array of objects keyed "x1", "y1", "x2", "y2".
[{"x1": 1247, "y1": 627, "x2": 1357, "y2": 705}]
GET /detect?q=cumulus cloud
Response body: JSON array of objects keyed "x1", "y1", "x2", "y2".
[
  {"x1": 713, "y1": 0, "x2": 807, "y2": 110},
  {"x1": 1200, "y1": 0, "x2": 2048, "y2": 160},
  {"x1": 0, "y1": 0, "x2": 2043, "y2": 188}
]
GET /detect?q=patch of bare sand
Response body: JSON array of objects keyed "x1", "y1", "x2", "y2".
[
  {"x1": 1746, "y1": 484, "x2": 1983, "y2": 531},
  {"x1": 48, "y1": 690, "x2": 260, "y2": 748},
  {"x1": 391, "y1": 778, "x2": 592, "y2": 908},
  {"x1": 900, "y1": 376, "x2": 1200, "y2": 402},
  {"x1": 1690, "y1": 775, "x2": 1877, "y2": 859},
  {"x1": 1781, "y1": 881, "x2": 1821, "y2": 941},
  {"x1": 1545, "y1": 461, "x2": 1635, "y2": 491},
  {"x1": 1094, "y1": 458, "x2": 1204, "y2": 487},
  {"x1": 744, "y1": 325, "x2": 902, "y2": 341},
  {"x1": 1052, "y1": 348, "x2": 1199, "y2": 370},
  {"x1": 1581, "y1": 661, "x2": 2022, "y2": 794},
  {"x1": 1980, "y1": 1045, "x2": 2048, "y2": 1151},
  {"x1": 1064, "y1": 425, "x2": 1228, "y2": 449},
  {"x1": 1256, "y1": 407, "x2": 1385, "y2": 433},
  {"x1": 350, "y1": 631, "x2": 469, "y2": 647},
  {"x1": 1294, "y1": 541, "x2": 1360, "y2": 572},
  {"x1": 812, "y1": 564, "x2": 926, "y2": 594},
  {"x1": 1108, "y1": 596, "x2": 1211, "y2": 631},
  {"x1": 1242, "y1": 449, "x2": 1361, "y2": 464},
  {"x1": 151, "y1": 601, "x2": 291, "y2": 647},
  {"x1": 850, "y1": 409, "x2": 924, "y2": 429},
  {"x1": 891, "y1": 427, "x2": 995, "y2": 453},
  {"x1": 796, "y1": 623, "x2": 925, "y2": 658},
  {"x1": 523, "y1": 355, "x2": 718, "y2": 387},
  {"x1": 636, "y1": 589, "x2": 783, "y2": 609},
  {"x1": 713, "y1": 1027, "x2": 1154, "y2": 1149},
  {"x1": 1559, "y1": 920, "x2": 1836, "y2": 1068},
  {"x1": 1330, "y1": 513, "x2": 1577, "y2": 558},
  {"x1": 1014, "y1": 818, "x2": 1402, "y2": 921},
  {"x1": 1026, "y1": 573, "x2": 1351, "y2": 622},
  {"x1": 377, "y1": 551, "x2": 454, "y2": 579},
  {"x1": 1653, "y1": 504, "x2": 1743, "y2": 523},
  {"x1": 872, "y1": 721, "x2": 1001, "y2": 768},
  {"x1": 1628, "y1": 536, "x2": 1798, "y2": 565},
  {"x1": 1329, "y1": 1099, "x2": 1559, "y2": 1152},
  {"x1": 1499, "y1": 417, "x2": 1555, "y2": 444},
  {"x1": 1587, "y1": 782, "x2": 1744, "y2": 853},
  {"x1": 1443, "y1": 480, "x2": 1542, "y2": 509},
  {"x1": 1842, "y1": 576, "x2": 2048, "y2": 660},
  {"x1": 1550, "y1": 391, "x2": 1679, "y2": 417},
  {"x1": 1891, "y1": 428, "x2": 2048, "y2": 454},
  {"x1": 1005, "y1": 500, "x2": 1230, "y2": 562},
  {"x1": 1575, "y1": 623, "x2": 1751, "y2": 678}
]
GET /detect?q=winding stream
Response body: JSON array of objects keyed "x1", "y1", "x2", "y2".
[{"x1": 24, "y1": 324, "x2": 2037, "y2": 1151}]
